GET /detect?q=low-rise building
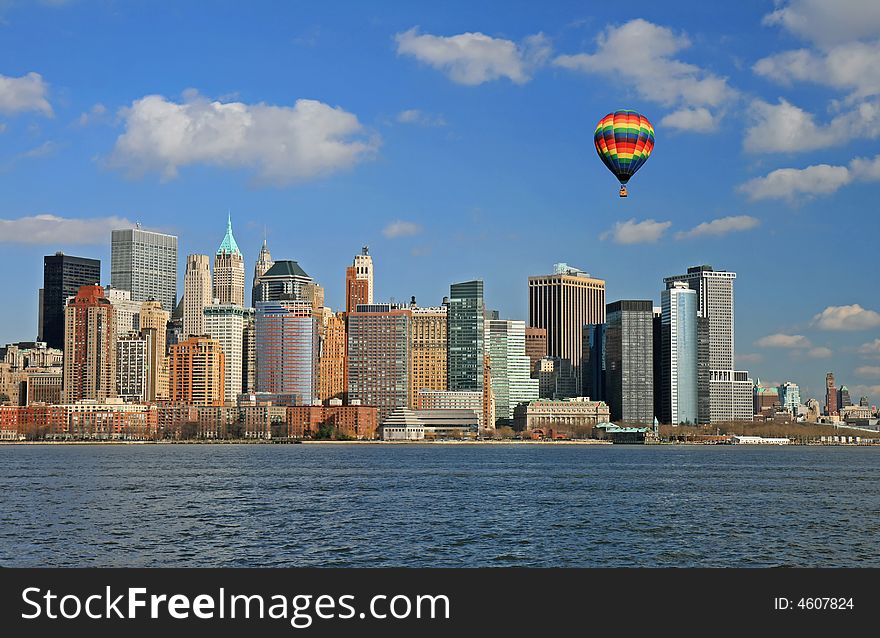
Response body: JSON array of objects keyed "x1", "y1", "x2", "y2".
[
  {"x1": 513, "y1": 397, "x2": 611, "y2": 433},
  {"x1": 286, "y1": 403, "x2": 378, "y2": 439}
]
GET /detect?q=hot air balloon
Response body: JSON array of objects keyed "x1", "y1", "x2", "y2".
[{"x1": 594, "y1": 110, "x2": 654, "y2": 197}]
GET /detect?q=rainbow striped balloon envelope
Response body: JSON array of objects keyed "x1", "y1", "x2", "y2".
[{"x1": 594, "y1": 110, "x2": 655, "y2": 189}]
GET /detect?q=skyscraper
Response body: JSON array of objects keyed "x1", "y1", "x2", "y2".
[
  {"x1": 41, "y1": 252, "x2": 101, "y2": 350},
  {"x1": 62, "y1": 285, "x2": 116, "y2": 403},
  {"x1": 253, "y1": 260, "x2": 314, "y2": 304},
  {"x1": 204, "y1": 303, "x2": 253, "y2": 403},
  {"x1": 825, "y1": 372, "x2": 838, "y2": 416},
  {"x1": 525, "y1": 327, "x2": 547, "y2": 375},
  {"x1": 213, "y1": 214, "x2": 245, "y2": 307},
  {"x1": 582, "y1": 323, "x2": 606, "y2": 402},
  {"x1": 486, "y1": 319, "x2": 539, "y2": 423},
  {"x1": 660, "y1": 282, "x2": 698, "y2": 425},
  {"x1": 168, "y1": 336, "x2": 225, "y2": 406},
  {"x1": 528, "y1": 263, "x2": 605, "y2": 392},
  {"x1": 778, "y1": 382, "x2": 801, "y2": 414},
  {"x1": 318, "y1": 308, "x2": 347, "y2": 403},
  {"x1": 605, "y1": 300, "x2": 654, "y2": 424},
  {"x1": 117, "y1": 332, "x2": 150, "y2": 402},
  {"x1": 139, "y1": 300, "x2": 169, "y2": 401},
  {"x1": 838, "y1": 385, "x2": 852, "y2": 410},
  {"x1": 183, "y1": 254, "x2": 212, "y2": 338},
  {"x1": 110, "y1": 226, "x2": 178, "y2": 313},
  {"x1": 105, "y1": 287, "x2": 142, "y2": 338},
  {"x1": 448, "y1": 280, "x2": 484, "y2": 391},
  {"x1": 409, "y1": 301, "x2": 448, "y2": 406},
  {"x1": 252, "y1": 239, "x2": 274, "y2": 308},
  {"x1": 255, "y1": 300, "x2": 319, "y2": 403},
  {"x1": 347, "y1": 305, "x2": 410, "y2": 423},
  {"x1": 346, "y1": 246, "x2": 374, "y2": 311}
]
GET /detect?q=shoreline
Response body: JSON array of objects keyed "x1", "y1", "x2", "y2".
[{"x1": 1, "y1": 439, "x2": 877, "y2": 447}]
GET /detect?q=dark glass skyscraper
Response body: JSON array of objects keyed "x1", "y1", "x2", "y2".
[
  {"x1": 41, "y1": 252, "x2": 101, "y2": 350},
  {"x1": 605, "y1": 300, "x2": 654, "y2": 424},
  {"x1": 448, "y1": 280, "x2": 484, "y2": 391}
]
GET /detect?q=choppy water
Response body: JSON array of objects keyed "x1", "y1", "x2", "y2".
[{"x1": 0, "y1": 444, "x2": 877, "y2": 567}]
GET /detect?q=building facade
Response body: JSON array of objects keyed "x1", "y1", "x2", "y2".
[
  {"x1": 213, "y1": 215, "x2": 245, "y2": 307},
  {"x1": 252, "y1": 239, "x2": 274, "y2": 308},
  {"x1": 183, "y1": 254, "x2": 212, "y2": 339},
  {"x1": 778, "y1": 382, "x2": 801, "y2": 414},
  {"x1": 104, "y1": 288, "x2": 142, "y2": 338},
  {"x1": 168, "y1": 336, "x2": 225, "y2": 406},
  {"x1": 254, "y1": 300, "x2": 319, "y2": 403},
  {"x1": 203, "y1": 303, "x2": 253, "y2": 404},
  {"x1": 345, "y1": 247, "x2": 374, "y2": 313},
  {"x1": 525, "y1": 326, "x2": 547, "y2": 375},
  {"x1": 110, "y1": 227, "x2": 178, "y2": 313},
  {"x1": 660, "y1": 281, "x2": 698, "y2": 425},
  {"x1": 528, "y1": 263, "x2": 606, "y2": 393},
  {"x1": 605, "y1": 300, "x2": 654, "y2": 424},
  {"x1": 513, "y1": 397, "x2": 611, "y2": 432},
  {"x1": 486, "y1": 319, "x2": 539, "y2": 423},
  {"x1": 253, "y1": 260, "x2": 314, "y2": 305},
  {"x1": 448, "y1": 280, "x2": 484, "y2": 391},
  {"x1": 318, "y1": 309, "x2": 347, "y2": 403},
  {"x1": 138, "y1": 300, "x2": 169, "y2": 400},
  {"x1": 62, "y1": 285, "x2": 116, "y2": 403},
  {"x1": 41, "y1": 252, "x2": 101, "y2": 350},
  {"x1": 409, "y1": 303, "x2": 448, "y2": 406}
]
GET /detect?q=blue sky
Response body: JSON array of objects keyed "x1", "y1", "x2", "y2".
[{"x1": 2, "y1": 0, "x2": 880, "y2": 403}]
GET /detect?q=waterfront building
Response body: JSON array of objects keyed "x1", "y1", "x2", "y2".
[
  {"x1": 168, "y1": 336, "x2": 225, "y2": 406},
  {"x1": 286, "y1": 403, "x2": 378, "y2": 439},
  {"x1": 409, "y1": 301, "x2": 448, "y2": 406},
  {"x1": 660, "y1": 281, "x2": 698, "y2": 425},
  {"x1": 709, "y1": 370, "x2": 754, "y2": 422},
  {"x1": 380, "y1": 407, "x2": 426, "y2": 441},
  {"x1": 252, "y1": 239, "x2": 274, "y2": 308},
  {"x1": 486, "y1": 319, "x2": 539, "y2": 423},
  {"x1": 512, "y1": 397, "x2": 611, "y2": 433},
  {"x1": 778, "y1": 382, "x2": 801, "y2": 414},
  {"x1": 138, "y1": 300, "x2": 169, "y2": 400},
  {"x1": 40, "y1": 252, "x2": 101, "y2": 349},
  {"x1": 1, "y1": 399, "x2": 158, "y2": 440},
  {"x1": 183, "y1": 254, "x2": 212, "y2": 338},
  {"x1": 116, "y1": 332, "x2": 150, "y2": 402},
  {"x1": 417, "y1": 389, "x2": 485, "y2": 429},
  {"x1": 838, "y1": 385, "x2": 852, "y2": 410},
  {"x1": 536, "y1": 356, "x2": 578, "y2": 400},
  {"x1": 347, "y1": 304, "x2": 411, "y2": 423},
  {"x1": 604, "y1": 300, "x2": 654, "y2": 424},
  {"x1": 825, "y1": 372, "x2": 838, "y2": 416},
  {"x1": 203, "y1": 303, "x2": 253, "y2": 404},
  {"x1": 448, "y1": 280, "x2": 484, "y2": 391},
  {"x1": 110, "y1": 226, "x2": 178, "y2": 313},
  {"x1": 104, "y1": 287, "x2": 141, "y2": 337},
  {"x1": 240, "y1": 404, "x2": 288, "y2": 439},
  {"x1": 345, "y1": 246, "x2": 374, "y2": 313},
  {"x1": 483, "y1": 353, "x2": 495, "y2": 430},
  {"x1": 528, "y1": 263, "x2": 606, "y2": 393},
  {"x1": 318, "y1": 308, "x2": 347, "y2": 403},
  {"x1": 62, "y1": 285, "x2": 116, "y2": 403},
  {"x1": 253, "y1": 260, "x2": 314, "y2": 304},
  {"x1": 213, "y1": 215, "x2": 245, "y2": 307},
  {"x1": 254, "y1": 300, "x2": 319, "y2": 403},
  {"x1": 754, "y1": 380, "x2": 780, "y2": 417},
  {"x1": 525, "y1": 327, "x2": 547, "y2": 375}
]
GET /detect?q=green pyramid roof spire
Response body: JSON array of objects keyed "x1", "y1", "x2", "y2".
[{"x1": 217, "y1": 212, "x2": 241, "y2": 255}]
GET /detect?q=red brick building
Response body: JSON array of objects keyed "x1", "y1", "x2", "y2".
[{"x1": 286, "y1": 404, "x2": 378, "y2": 439}]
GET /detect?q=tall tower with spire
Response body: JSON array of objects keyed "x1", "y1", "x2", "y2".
[
  {"x1": 252, "y1": 234, "x2": 274, "y2": 308},
  {"x1": 214, "y1": 214, "x2": 245, "y2": 307}
]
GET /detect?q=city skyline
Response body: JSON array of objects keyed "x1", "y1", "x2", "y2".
[{"x1": 1, "y1": 1, "x2": 880, "y2": 402}]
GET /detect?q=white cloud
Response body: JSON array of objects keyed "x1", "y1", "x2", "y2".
[
  {"x1": 736, "y1": 353, "x2": 764, "y2": 364},
  {"x1": 395, "y1": 28, "x2": 550, "y2": 85},
  {"x1": 756, "y1": 333, "x2": 812, "y2": 348},
  {"x1": 660, "y1": 107, "x2": 717, "y2": 132},
  {"x1": 396, "y1": 109, "x2": 447, "y2": 127},
  {"x1": 554, "y1": 19, "x2": 736, "y2": 128},
  {"x1": 754, "y1": 43, "x2": 880, "y2": 99},
  {"x1": 849, "y1": 153, "x2": 880, "y2": 179},
  {"x1": 744, "y1": 99, "x2": 840, "y2": 153},
  {"x1": 109, "y1": 91, "x2": 378, "y2": 185},
  {"x1": 858, "y1": 339, "x2": 880, "y2": 356},
  {"x1": 856, "y1": 365, "x2": 880, "y2": 378},
  {"x1": 0, "y1": 72, "x2": 52, "y2": 116},
  {"x1": 761, "y1": 0, "x2": 880, "y2": 47},
  {"x1": 77, "y1": 103, "x2": 107, "y2": 127},
  {"x1": 0, "y1": 214, "x2": 135, "y2": 244},
  {"x1": 600, "y1": 218, "x2": 671, "y2": 244},
  {"x1": 675, "y1": 215, "x2": 759, "y2": 239},
  {"x1": 738, "y1": 164, "x2": 852, "y2": 202},
  {"x1": 382, "y1": 220, "x2": 422, "y2": 239},
  {"x1": 813, "y1": 304, "x2": 880, "y2": 330},
  {"x1": 806, "y1": 346, "x2": 833, "y2": 359}
]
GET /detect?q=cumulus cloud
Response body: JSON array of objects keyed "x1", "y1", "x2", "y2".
[
  {"x1": 858, "y1": 339, "x2": 880, "y2": 356},
  {"x1": 0, "y1": 72, "x2": 52, "y2": 116},
  {"x1": 109, "y1": 91, "x2": 378, "y2": 185},
  {"x1": 554, "y1": 19, "x2": 736, "y2": 128},
  {"x1": 675, "y1": 215, "x2": 759, "y2": 239},
  {"x1": 0, "y1": 214, "x2": 135, "y2": 244},
  {"x1": 396, "y1": 109, "x2": 447, "y2": 127},
  {"x1": 395, "y1": 28, "x2": 550, "y2": 85},
  {"x1": 756, "y1": 333, "x2": 812, "y2": 348},
  {"x1": 761, "y1": 0, "x2": 880, "y2": 48},
  {"x1": 382, "y1": 220, "x2": 423, "y2": 239},
  {"x1": 660, "y1": 107, "x2": 717, "y2": 132},
  {"x1": 599, "y1": 218, "x2": 671, "y2": 244},
  {"x1": 812, "y1": 304, "x2": 880, "y2": 330},
  {"x1": 77, "y1": 103, "x2": 107, "y2": 127},
  {"x1": 806, "y1": 346, "x2": 833, "y2": 359},
  {"x1": 738, "y1": 164, "x2": 853, "y2": 202},
  {"x1": 856, "y1": 365, "x2": 880, "y2": 378}
]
